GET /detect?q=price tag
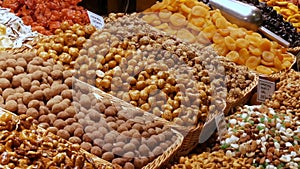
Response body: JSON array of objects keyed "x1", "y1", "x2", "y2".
[
  {"x1": 87, "y1": 10, "x2": 105, "y2": 29},
  {"x1": 257, "y1": 77, "x2": 275, "y2": 102},
  {"x1": 215, "y1": 113, "x2": 227, "y2": 140}
]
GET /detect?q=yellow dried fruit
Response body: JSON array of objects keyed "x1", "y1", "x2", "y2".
[
  {"x1": 176, "y1": 29, "x2": 196, "y2": 43},
  {"x1": 256, "y1": 65, "x2": 273, "y2": 75},
  {"x1": 248, "y1": 45, "x2": 262, "y2": 56},
  {"x1": 224, "y1": 36, "x2": 236, "y2": 51},
  {"x1": 259, "y1": 39, "x2": 272, "y2": 51},
  {"x1": 191, "y1": 6, "x2": 209, "y2": 18},
  {"x1": 238, "y1": 48, "x2": 250, "y2": 65},
  {"x1": 245, "y1": 56, "x2": 261, "y2": 70},
  {"x1": 214, "y1": 43, "x2": 229, "y2": 56},
  {"x1": 170, "y1": 13, "x2": 187, "y2": 27},
  {"x1": 212, "y1": 33, "x2": 224, "y2": 44},
  {"x1": 142, "y1": 14, "x2": 160, "y2": 24},
  {"x1": 226, "y1": 51, "x2": 239, "y2": 63},
  {"x1": 262, "y1": 51, "x2": 275, "y2": 62},
  {"x1": 236, "y1": 38, "x2": 250, "y2": 49}
]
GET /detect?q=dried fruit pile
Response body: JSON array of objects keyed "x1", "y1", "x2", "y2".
[
  {"x1": 0, "y1": 7, "x2": 37, "y2": 49},
  {"x1": 265, "y1": 69, "x2": 300, "y2": 114},
  {"x1": 260, "y1": 0, "x2": 300, "y2": 32},
  {"x1": 143, "y1": 0, "x2": 295, "y2": 75},
  {"x1": 213, "y1": 105, "x2": 300, "y2": 168},
  {"x1": 0, "y1": 111, "x2": 112, "y2": 168},
  {"x1": 236, "y1": 0, "x2": 300, "y2": 47},
  {"x1": 0, "y1": 0, "x2": 90, "y2": 35}
]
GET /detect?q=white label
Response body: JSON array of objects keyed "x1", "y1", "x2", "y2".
[
  {"x1": 257, "y1": 78, "x2": 275, "y2": 102},
  {"x1": 215, "y1": 113, "x2": 227, "y2": 140},
  {"x1": 87, "y1": 10, "x2": 105, "y2": 29}
]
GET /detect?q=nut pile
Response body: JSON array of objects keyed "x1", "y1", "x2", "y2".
[
  {"x1": 222, "y1": 60, "x2": 256, "y2": 102},
  {"x1": 36, "y1": 21, "x2": 96, "y2": 70},
  {"x1": 0, "y1": 51, "x2": 74, "y2": 127},
  {"x1": 143, "y1": 0, "x2": 295, "y2": 75},
  {"x1": 265, "y1": 69, "x2": 300, "y2": 114},
  {"x1": 171, "y1": 150, "x2": 254, "y2": 169},
  {"x1": 0, "y1": 111, "x2": 112, "y2": 169},
  {"x1": 213, "y1": 105, "x2": 300, "y2": 168},
  {"x1": 261, "y1": 0, "x2": 300, "y2": 32},
  {"x1": 75, "y1": 14, "x2": 227, "y2": 126},
  {"x1": 68, "y1": 80, "x2": 181, "y2": 169},
  {"x1": 238, "y1": 0, "x2": 300, "y2": 47},
  {"x1": 0, "y1": 8, "x2": 38, "y2": 49}
]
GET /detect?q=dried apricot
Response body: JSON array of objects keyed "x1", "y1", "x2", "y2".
[
  {"x1": 248, "y1": 45, "x2": 262, "y2": 56},
  {"x1": 189, "y1": 17, "x2": 205, "y2": 27},
  {"x1": 245, "y1": 34, "x2": 261, "y2": 46},
  {"x1": 236, "y1": 38, "x2": 250, "y2": 49},
  {"x1": 180, "y1": 4, "x2": 192, "y2": 14},
  {"x1": 158, "y1": 10, "x2": 172, "y2": 22},
  {"x1": 215, "y1": 17, "x2": 229, "y2": 29},
  {"x1": 224, "y1": 36, "x2": 236, "y2": 51},
  {"x1": 191, "y1": 6, "x2": 209, "y2": 18},
  {"x1": 155, "y1": 23, "x2": 169, "y2": 30},
  {"x1": 226, "y1": 51, "x2": 239, "y2": 63},
  {"x1": 142, "y1": 14, "x2": 160, "y2": 24},
  {"x1": 202, "y1": 25, "x2": 217, "y2": 40},
  {"x1": 238, "y1": 48, "x2": 250, "y2": 65},
  {"x1": 262, "y1": 51, "x2": 275, "y2": 62},
  {"x1": 214, "y1": 43, "x2": 229, "y2": 56},
  {"x1": 256, "y1": 65, "x2": 273, "y2": 75},
  {"x1": 230, "y1": 28, "x2": 246, "y2": 39},
  {"x1": 176, "y1": 29, "x2": 196, "y2": 43},
  {"x1": 212, "y1": 33, "x2": 224, "y2": 44},
  {"x1": 197, "y1": 32, "x2": 211, "y2": 44},
  {"x1": 187, "y1": 23, "x2": 201, "y2": 32},
  {"x1": 274, "y1": 56, "x2": 283, "y2": 70},
  {"x1": 245, "y1": 56, "x2": 261, "y2": 70},
  {"x1": 170, "y1": 13, "x2": 187, "y2": 27},
  {"x1": 218, "y1": 29, "x2": 230, "y2": 36},
  {"x1": 259, "y1": 39, "x2": 271, "y2": 51}
]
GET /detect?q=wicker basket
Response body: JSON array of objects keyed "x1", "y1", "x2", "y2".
[
  {"x1": 0, "y1": 107, "x2": 115, "y2": 169},
  {"x1": 74, "y1": 79, "x2": 184, "y2": 169},
  {"x1": 225, "y1": 71, "x2": 259, "y2": 115}
]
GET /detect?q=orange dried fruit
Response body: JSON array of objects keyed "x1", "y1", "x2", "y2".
[
  {"x1": 214, "y1": 43, "x2": 229, "y2": 56},
  {"x1": 274, "y1": 56, "x2": 283, "y2": 70},
  {"x1": 256, "y1": 65, "x2": 273, "y2": 75},
  {"x1": 226, "y1": 51, "x2": 239, "y2": 63},
  {"x1": 155, "y1": 23, "x2": 169, "y2": 30},
  {"x1": 262, "y1": 51, "x2": 275, "y2": 62},
  {"x1": 215, "y1": 17, "x2": 229, "y2": 29},
  {"x1": 212, "y1": 33, "x2": 224, "y2": 44},
  {"x1": 230, "y1": 28, "x2": 246, "y2": 39},
  {"x1": 202, "y1": 25, "x2": 217, "y2": 40},
  {"x1": 176, "y1": 28, "x2": 196, "y2": 43},
  {"x1": 238, "y1": 48, "x2": 250, "y2": 65},
  {"x1": 189, "y1": 17, "x2": 205, "y2": 27},
  {"x1": 248, "y1": 45, "x2": 262, "y2": 56},
  {"x1": 245, "y1": 34, "x2": 261, "y2": 46},
  {"x1": 197, "y1": 32, "x2": 211, "y2": 44},
  {"x1": 259, "y1": 39, "x2": 271, "y2": 51},
  {"x1": 236, "y1": 38, "x2": 250, "y2": 49},
  {"x1": 170, "y1": 13, "x2": 187, "y2": 27},
  {"x1": 218, "y1": 29, "x2": 230, "y2": 36},
  {"x1": 191, "y1": 6, "x2": 209, "y2": 17},
  {"x1": 224, "y1": 36, "x2": 236, "y2": 51},
  {"x1": 180, "y1": 3, "x2": 192, "y2": 14},
  {"x1": 245, "y1": 56, "x2": 261, "y2": 69}
]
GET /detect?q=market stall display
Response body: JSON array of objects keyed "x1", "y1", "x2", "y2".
[
  {"x1": 0, "y1": 108, "x2": 114, "y2": 169},
  {"x1": 0, "y1": 0, "x2": 90, "y2": 35},
  {"x1": 0, "y1": 7, "x2": 37, "y2": 50},
  {"x1": 265, "y1": 69, "x2": 300, "y2": 114},
  {"x1": 213, "y1": 105, "x2": 300, "y2": 168},
  {"x1": 142, "y1": 0, "x2": 295, "y2": 75},
  {"x1": 260, "y1": 0, "x2": 300, "y2": 32}
]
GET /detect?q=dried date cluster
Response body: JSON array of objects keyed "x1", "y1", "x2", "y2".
[
  {"x1": 69, "y1": 80, "x2": 181, "y2": 169},
  {"x1": 237, "y1": 0, "x2": 300, "y2": 47},
  {"x1": 265, "y1": 69, "x2": 300, "y2": 114},
  {"x1": 213, "y1": 105, "x2": 300, "y2": 168},
  {"x1": 0, "y1": 112, "x2": 112, "y2": 169},
  {"x1": 0, "y1": 52, "x2": 74, "y2": 126},
  {"x1": 75, "y1": 14, "x2": 227, "y2": 126},
  {"x1": 171, "y1": 150, "x2": 254, "y2": 169}
]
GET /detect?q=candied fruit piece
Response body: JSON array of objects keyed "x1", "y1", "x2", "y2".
[
  {"x1": 215, "y1": 17, "x2": 229, "y2": 29},
  {"x1": 238, "y1": 48, "x2": 250, "y2": 65},
  {"x1": 248, "y1": 45, "x2": 262, "y2": 56},
  {"x1": 262, "y1": 51, "x2": 275, "y2": 62},
  {"x1": 214, "y1": 43, "x2": 229, "y2": 56},
  {"x1": 187, "y1": 23, "x2": 201, "y2": 32},
  {"x1": 245, "y1": 56, "x2": 261, "y2": 70},
  {"x1": 191, "y1": 6, "x2": 209, "y2": 18},
  {"x1": 180, "y1": 4, "x2": 192, "y2": 14},
  {"x1": 150, "y1": 2, "x2": 167, "y2": 11},
  {"x1": 236, "y1": 38, "x2": 249, "y2": 49},
  {"x1": 170, "y1": 13, "x2": 187, "y2": 27},
  {"x1": 274, "y1": 56, "x2": 283, "y2": 70},
  {"x1": 142, "y1": 14, "x2": 160, "y2": 24},
  {"x1": 256, "y1": 65, "x2": 273, "y2": 75},
  {"x1": 155, "y1": 23, "x2": 169, "y2": 30},
  {"x1": 189, "y1": 17, "x2": 205, "y2": 27},
  {"x1": 261, "y1": 59, "x2": 274, "y2": 67},
  {"x1": 230, "y1": 28, "x2": 246, "y2": 39},
  {"x1": 218, "y1": 29, "x2": 230, "y2": 36},
  {"x1": 197, "y1": 32, "x2": 211, "y2": 44},
  {"x1": 212, "y1": 33, "x2": 224, "y2": 44},
  {"x1": 177, "y1": 28, "x2": 196, "y2": 43},
  {"x1": 224, "y1": 36, "x2": 236, "y2": 51},
  {"x1": 202, "y1": 25, "x2": 217, "y2": 40},
  {"x1": 259, "y1": 39, "x2": 271, "y2": 51},
  {"x1": 245, "y1": 34, "x2": 261, "y2": 46},
  {"x1": 158, "y1": 10, "x2": 172, "y2": 21},
  {"x1": 226, "y1": 51, "x2": 239, "y2": 63}
]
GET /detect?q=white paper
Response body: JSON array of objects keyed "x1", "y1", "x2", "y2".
[
  {"x1": 257, "y1": 78, "x2": 275, "y2": 102},
  {"x1": 87, "y1": 10, "x2": 105, "y2": 30}
]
